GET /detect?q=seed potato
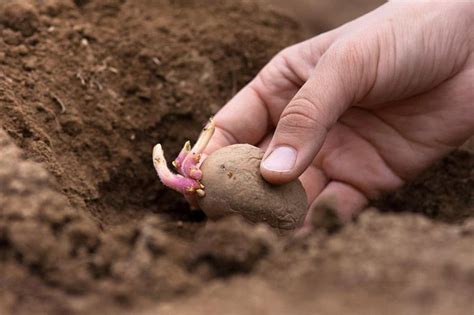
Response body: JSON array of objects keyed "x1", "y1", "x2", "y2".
[{"x1": 198, "y1": 144, "x2": 308, "y2": 231}]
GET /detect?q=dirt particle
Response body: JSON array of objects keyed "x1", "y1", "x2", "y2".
[
  {"x1": 10, "y1": 44, "x2": 29, "y2": 56},
  {"x1": 61, "y1": 118, "x2": 82, "y2": 136},
  {"x1": 309, "y1": 203, "x2": 345, "y2": 233},
  {"x1": 1, "y1": 28, "x2": 23, "y2": 45},
  {"x1": 459, "y1": 219, "x2": 474, "y2": 236},
  {"x1": 375, "y1": 150, "x2": 473, "y2": 223},
  {"x1": 40, "y1": 0, "x2": 74, "y2": 17},
  {"x1": 63, "y1": 221, "x2": 99, "y2": 252},
  {"x1": 0, "y1": 1, "x2": 40, "y2": 37},
  {"x1": 22, "y1": 56, "x2": 37, "y2": 71},
  {"x1": 188, "y1": 216, "x2": 276, "y2": 278},
  {"x1": 72, "y1": 0, "x2": 90, "y2": 7}
]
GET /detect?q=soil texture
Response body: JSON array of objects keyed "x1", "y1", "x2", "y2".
[{"x1": 0, "y1": 1, "x2": 473, "y2": 314}]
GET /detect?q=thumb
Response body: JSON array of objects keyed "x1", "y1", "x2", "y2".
[{"x1": 260, "y1": 40, "x2": 373, "y2": 184}]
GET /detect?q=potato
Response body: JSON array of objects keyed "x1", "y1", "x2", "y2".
[{"x1": 198, "y1": 144, "x2": 308, "y2": 231}]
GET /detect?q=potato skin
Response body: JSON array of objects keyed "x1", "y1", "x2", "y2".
[{"x1": 198, "y1": 144, "x2": 308, "y2": 231}]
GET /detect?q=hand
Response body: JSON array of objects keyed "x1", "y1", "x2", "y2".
[{"x1": 205, "y1": 1, "x2": 474, "y2": 223}]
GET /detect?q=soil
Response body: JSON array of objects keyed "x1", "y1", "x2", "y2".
[{"x1": 0, "y1": 1, "x2": 473, "y2": 315}]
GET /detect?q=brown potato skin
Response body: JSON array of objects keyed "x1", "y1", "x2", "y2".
[{"x1": 198, "y1": 144, "x2": 308, "y2": 230}]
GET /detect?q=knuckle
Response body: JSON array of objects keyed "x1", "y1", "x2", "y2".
[
  {"x1": 337, "y1": 39, "x2": 364, "y2": 63},
  {"x1": 256, "y1": 52, "x2": 289, "y2": 92},
  {"x1": 325, "y1": 39, "x2": 365, "y2": 73},
  {"x1": 279, "y1": 98, "x2": 328, "y2": 134},
  {"x1": 322, "y1": 38, "x2": 372, "y2": 99},
  {"x1": 269, "y1": 47, "x2": 294, "y2": 72},
  {"x1": 277, "y1": 45, "x2": 298, "y2": 61},
  {"x1": 263, "y1": 47, "x2": 297, "y2": 79}
]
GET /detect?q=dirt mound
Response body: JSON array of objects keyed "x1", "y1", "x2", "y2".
[{"x1": 1, "y1": 0, "x2": 473, "y2": 314}]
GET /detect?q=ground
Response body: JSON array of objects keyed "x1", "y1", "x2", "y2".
[{"x1": 0, "y1": 0, "x2": 473, "y2": 314}]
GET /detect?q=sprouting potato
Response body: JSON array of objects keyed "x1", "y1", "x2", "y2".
[{"x1": 153, "y1": 119, "x2": 308, "y2": 231}]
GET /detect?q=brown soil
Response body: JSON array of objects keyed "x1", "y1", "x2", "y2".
[{"x1": 0, "y1": 1, "x2": 472, "y2": 314}]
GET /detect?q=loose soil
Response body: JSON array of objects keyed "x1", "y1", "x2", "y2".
[{"x1": 0, "y1": 1, "x2": 472, "y2": 314}]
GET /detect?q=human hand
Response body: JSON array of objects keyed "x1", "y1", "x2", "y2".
[{"x1": 205, "y1": 1, "x2": 474, "y2": 224}]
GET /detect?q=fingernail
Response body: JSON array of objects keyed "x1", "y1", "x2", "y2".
[{"x1": 262, "y1": 146, "x2": 297, "y2": 172}]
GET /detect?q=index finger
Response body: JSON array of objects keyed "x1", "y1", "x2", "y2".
[
  {"x1": 204, "y1": 37, "x2": 336, "y2": 155},
  {"x1": 204, "y1": 82, "x2": 270, "y2": 155}
]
